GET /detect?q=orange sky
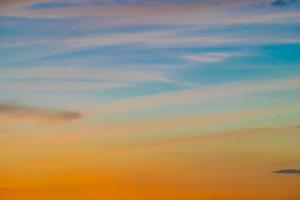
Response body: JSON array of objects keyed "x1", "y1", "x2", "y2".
[{"x1": 1, "y1": 124, "x2": 300, "y2": 200}]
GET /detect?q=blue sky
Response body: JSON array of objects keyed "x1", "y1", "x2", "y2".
[{"x1": 0, "y1": 0, "x2": 300, "y2": 145}]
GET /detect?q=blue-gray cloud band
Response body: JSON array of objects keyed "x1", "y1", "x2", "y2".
[{"x1": 273, "y1": 169, "x2": 300, "y2": 175}]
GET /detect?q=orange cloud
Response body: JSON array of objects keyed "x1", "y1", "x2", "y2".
[
  {"x1": 0, "y1": 0, "x2": 48, "y2": 11},
  {"x1": 0, "y1": 103, "x2": 82, "y2": 122}
]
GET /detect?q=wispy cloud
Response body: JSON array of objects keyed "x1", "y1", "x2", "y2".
[
  {"x1": 0, "y1": 0, "x2": 47, "y2": 11},
  {"x1": 109, "y1": 126, "x2": 299, "y2": 154},
  {"x1": 6, "y1": 30, "x2": 247, "y2": 51},
  {"x1": 183, "y1": 52, "x2": 241, "y2": 63},
  {"x1": 7, "y1": 26, "x2": 298, "y2": 54},
  {"x1": 273, "y1": 169, "x2": 300, "y2": 175},
  {"x1": 0, "y1": 81, "x2": 134, "y2": 91},
  {"x1": 0, "y1": 67, "x2": 172, "y2": 90},
  {"x1": 0, "y1": 103, "x2": 82, "y2": 122},
  {"x1": 0, "y1": 66, "x2": 171, "y2": 82},
  {"x1": 271, "y1": 0, "x2": 298, "y2": 7},
  {"x1": 90, "y1": 77, "x2": 300, "y2": 115},
  {"x1": 19, "y1": 107, "x2": 298, "y2": 149},
  {"x1": 63, "y1": 30, "x2": 176, "y2": 49},
  {"x1": 2, "y1": 0, "x2": 300, "y2": 27},
  {"x1": 0, "y1": 1, "x2": 257, "y2": 18}
]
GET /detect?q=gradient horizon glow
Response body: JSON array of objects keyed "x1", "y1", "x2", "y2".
[{"x1": 0, "y1": 0, "x2": 300, "y2": 199}]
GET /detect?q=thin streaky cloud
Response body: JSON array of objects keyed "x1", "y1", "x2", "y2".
[
  {"x1": 2, "y1": 22, "x2": 299, "y2": 52},
  {"x1": 104, "y1": 126, "x2": 300, "y2": 155},
  {"x1": 0, "y1": 103, "x2": 82, "y2": 122},
  {"x1": 0, "y1": 0, "x2": 263, "y2": 18},
  {"x1": 0, "y1": 0, "x2": 48, "y2": 11},
  {"x1": 1, "y1": 30, "x2": 245, "y2": 50},
  {"x1": 2, "y1": 1, "x2": 300, "y2": 28},
  {"x1": 0, "y1": 81, "x2": 134, "y2": 91},
  {"x1": 89, "y1": 77, "x2": 300, "y2": 115},
  {"x1": 15, "y1": 107, "x2": 296, "y2": 147},
  {"x1": 0, "y1": 67, "x2": 173, "y2": 91},
  {"x1": 83, "y1": 108, "x2": 292, "y2": 136},
  {"x1": 273, "y1": 169, "x2": 300, "y2": 174},
  {"x1": 183, "y1": 52, "x2": 241, "y2": 63},
  {"x1": 0, "y1": 67, "x2": 171, "y2": 82}
]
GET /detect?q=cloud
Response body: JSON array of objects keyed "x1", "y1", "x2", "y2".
[
  {"x1": 63, "y1": 30, "x2": 176, "y2": 49},
  {"x1": 183, "y1": 52, "x2": 240, "y2": 63},
  {"x1": 271, "y1": 0, "x2": 298, "y2": 6},
  {"x1": 110, "y1": 126, "x2": 299, "y2": 154},
  {"x1": 2, "y1": 3, "x2": 300, "y2": 52},
  {"x1": 0, "y1": 67, "x2": 172, "y2": 91},
  {"x1": 0, "y1": 1, "x2": 249, "y2": 17},
  {"x1": 90, "y1": 76, "x2": 300, "y2": 115},
  {"x1": 85, "y1": 109, "x2": 277, "y2": 136},
  {"x1": 0, "y1": 103, "x2": 82, "y2": 122},
  {"x1": 0, "y1": 0, "x2": 48, "y2": 11},
  {"x1": 6, "y1": 30, "x2": 247, "y2": 50},
  {"x1": 273, "y1": 169, "x2": 300, "y2": 174},
  {"x1": 8, "y1": 24, "x2": 299, "y2": 53},
  {"x1": 0, "y1": 67, "x2": 169, "y2": 82},
  {"x1": 2, "y1": 0, "x2": 299, "y2": 28},
  {"x1": 272, "y1": 0, "x2": 289, "y2": 6},
  {"x1": 61, "y1": 30, "x2": 249, "y2": 51},
  {"x1": 0, "y1": 81, "x2": 133, "y2": 91}
]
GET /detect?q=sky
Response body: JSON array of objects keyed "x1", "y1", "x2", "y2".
[{"x1": 0, "y1": 0, "x2": 300, "y2": 199}]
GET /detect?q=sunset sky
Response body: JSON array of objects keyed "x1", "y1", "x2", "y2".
[{"x1": 0, "y1": 0, "x2": 300, "y2": 199}]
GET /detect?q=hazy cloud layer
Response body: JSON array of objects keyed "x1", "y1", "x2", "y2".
[
  {"x1": 0, "y1": 67, "x2": 170, "y2": 82},
  {"x1": 90, "y1": 77, "x2": 300, "y2": 115},
  {"x1": 0, "y1": 0, "x2": 48, "y2": 11},
  {"x1": 0, "y1": 67, "x2": 172, "y2": 91},
  {"x1": 0, "y1": 103, "x2": 82, "y2": 122},
  {"x1": 2, "y1": 0, "x2": 299, "y2": 25},
  {"x1": 110, "y1": 126, "x2": 300, "y2": 153}
]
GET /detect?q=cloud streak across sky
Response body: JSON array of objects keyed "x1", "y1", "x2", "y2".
[
  {"x1": 90, "y1": 77, "x2": 300, "y2": 115},
  {"x1": 183, "y1": 52, "x2": 241, "y2": 63},
  {"x1": 273, "y1": 169, "x2": 300, "y2": 175},
  {"x1": 0, "y1": 103, "x2": 82, "y2": 122}
]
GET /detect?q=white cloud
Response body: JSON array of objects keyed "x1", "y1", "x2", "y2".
[
  {"x1": 0, "y1": 67, "x2": 170, "y2": 82},
  {"x1": 183, "y1": 52, "x2": 240, "y2": 63},
  {"x1": 0, "y1": 66, "x2": 173, "y2": 90},
  {"x1": 0, "y1": 80, "x2": 133, "y2": 91}
]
